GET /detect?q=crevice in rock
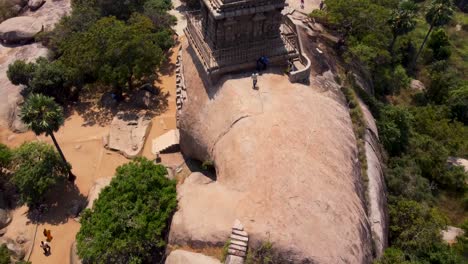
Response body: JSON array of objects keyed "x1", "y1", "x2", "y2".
[{"x1": 210, "y1": 114, "x2": 252, "y2": 158}]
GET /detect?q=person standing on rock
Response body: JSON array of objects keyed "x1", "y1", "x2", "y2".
[
  {"x1": 251, "y1": 73, "x2": 258, "y2": 89},
  {"x1": 300, "y1": 0, "x2": 304, "y2": 9}
]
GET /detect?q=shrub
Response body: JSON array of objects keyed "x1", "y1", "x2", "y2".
[
  {"x1": 76, "y1": 158, "x2": 177, "y2": 264},
  {"x1": 11, "y1": 142, "x2": 69, "y2": 207},
  {"x1": 0, "y1": 245, "x2": 10, "y2": 264},
  {"x1": 377, "y1": 105, "x2": 412, "y2": 157}
]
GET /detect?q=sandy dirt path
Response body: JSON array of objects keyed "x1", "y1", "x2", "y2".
[{"x1": 1, "y1": 43, "x2": 181, "y2": 264}]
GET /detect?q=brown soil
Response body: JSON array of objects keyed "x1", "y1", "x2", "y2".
[{"x1": 0, "y1": 43, "x2": 181, "y2": 264}]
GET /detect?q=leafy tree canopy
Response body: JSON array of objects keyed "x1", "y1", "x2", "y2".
[
  {"x1": 11, "y1": 142, "x2": 69, "y2": 207},
  {"x1": 21, "y1": 93, "x2": 65, "y2": 136},
  {"x1": 76, "y1": 158, "x2": 177, "y2": 264},
  {"x1": 60, "y1": 14, "x2": 168, "y2": 93}
]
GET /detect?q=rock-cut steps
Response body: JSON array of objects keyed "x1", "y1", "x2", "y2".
[{"x1": 225, "y1": 220, "x2": 248, "y2": 264}]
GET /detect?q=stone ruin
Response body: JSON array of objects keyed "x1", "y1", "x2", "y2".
[{"x1": 185, "y1": 0, "x2": 301, "y2": 79}]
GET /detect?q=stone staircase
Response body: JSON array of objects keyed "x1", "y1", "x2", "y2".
[
  {"x1": 175, "y1": 46, "x2": 187, "y2": 127},
  {"x1": 225, "y1": 220, "x2": 248, "y2": 264}
]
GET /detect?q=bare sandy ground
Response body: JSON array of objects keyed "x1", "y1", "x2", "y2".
[{"x1": 1, "y1": 43, "x2": 180, "y2": 263}]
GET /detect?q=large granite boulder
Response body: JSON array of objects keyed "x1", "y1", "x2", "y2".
[
  {"x1": 169, "y1": 40, "x2": 373, "y2": 263},
  {"x1": 0, "y1": 16, "x2": 43, "y2": 43},
  {"x1": 165, "y1": 250, "x2": 220, "y2": 264},
  {"x1": 27, "y1": 0, "x2": 45, "y2": 11},
  {"x1": 107, "y1": 112, "x2": 152, "y2": 158}
]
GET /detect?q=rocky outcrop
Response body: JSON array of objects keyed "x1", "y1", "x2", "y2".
[
  {"x1": 27, "y1": 0, "x2": 44, "y2": 11},
  {"x1": 359, "y1": 100, "x2": 388, "y2": 257},
  {"x1": 86, "y1": 178, "x2": 111, "y2": 209},
  {"x1": 169, "y1": 39, "x2": 373, "y2": 263},
  {"x1": 165, "y1": 250, "x2": 221, "y2": 264},
  {"x1": 0, "y1": 16, "x2": 42, "y2": 43},
  {"x1": 107, "y1": 112, "x2": 152, "y2": 158}
]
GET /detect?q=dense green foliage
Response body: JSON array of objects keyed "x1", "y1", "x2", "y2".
[
  {"x1": 76, "y1": 158, "x2": 177, "y2": 263},
  {"x1": 0, "y1": 144, "x2": 12, "y2": 170},
  {"x1": 0, "y1": 245, "x2": 9, "y2": 264},
  {"x1": 59, "y1": 14, "x2": 166, "y2": 94},
  {"x1": 316, "y1": 0, "x2": 468, "y2": 262},
  {"x1": 11, "y1": 142, "x2": 69, "y2": 207},
  {"x1": 7, "y1": 0, "x2": 175, "y2": 103}
]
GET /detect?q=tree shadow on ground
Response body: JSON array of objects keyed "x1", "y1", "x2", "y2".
[
  {"x1": 27, "y1": 181, "x2": 87, "y2": 225},
  {"x1": 71, "y1": 88, "x2": 170, "y2": 127}
]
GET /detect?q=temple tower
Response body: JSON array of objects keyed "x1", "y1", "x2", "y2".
[{"x1": 185, "y1": 0, "x2": 297, "y2": 78}]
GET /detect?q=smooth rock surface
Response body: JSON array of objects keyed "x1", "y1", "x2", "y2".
[
  {"x1": 170, "y1": 40, "x2": 373, "y2": 263},
  {"x1": 28, "y1": 0, "x2": 45, "y2": 10},
  {"x1": 0, "y1": 16, "x2": 42, "y2": 43},
  {"x1": 442, "y1": 226, "x2": 465, "y2": 244},
  {"x1": 108, "y1": 112, "x2": 152, "y2": 158},
  {"x1": 165, "y1": 250, "x2": 221, "y2": 264},
  {"x1": 86, "y1": 178, "x2": 111, "y2": 209}
]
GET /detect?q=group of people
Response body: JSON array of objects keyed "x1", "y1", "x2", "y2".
[{"x1": 39, "y1": 229, "x2": 53, "y2": 256}]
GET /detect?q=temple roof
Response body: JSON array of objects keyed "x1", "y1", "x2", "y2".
[{"x1": 202, "y1": 0, "x2": 286, "y2": 19}]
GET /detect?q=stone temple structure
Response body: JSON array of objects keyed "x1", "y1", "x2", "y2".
[{"x1": 185, "y1": 0, "x2": 298, "y2": 78}]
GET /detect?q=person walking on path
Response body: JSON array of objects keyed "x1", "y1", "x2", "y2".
[
  {"x1": 43, "y1": 228, "x2": 53, "y2": 242},
  {"x1": 40, "y1": 241, "x2": 51, "y2": 255},
  {"x1": 300, "y1": 0, "x2": 304, "y2": 9},
  {"x1": 251, "y1": 73, "x2": 258, "y2": 89}
]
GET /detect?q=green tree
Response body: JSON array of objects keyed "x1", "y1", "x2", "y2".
[
  {"x1": 427, "y1": 28, "x2": 451, "y2": 61},
  {"x1": 413, "y1": 0, "x2": 454, "y2": 66},
  {"x1": 375, "y1": 247, "x2": 412, "y2": 264},
  {"x1": 0, "y1": 244, "x2": 9, "y2": 264},
  {"x1": 388, "y1": 1, "x2": 417, "y2": 53},
  {"x1": 7, "y1": 60, "x2": 36, "y2": 86},
  {"x1": 60, "y1": 15, "x2": 167, "y2": 96},
  {"x1": 389, "y1": 199, "x2": 447, "y2": 257},
  {"x1": 448, "y1": 84, "x2": 468, "y2": 124},
  {"x1": 0, "y1": 143, "x2": 12, "y2": 170},
  {"x1": 76, "y1": 158, "x2": 177, "y2": 264},
  {"x1": 377, "y1": 105, "x2": 412, "y2": 156},
  {"x1": 11, "y1": 142, "x2": 69, "y2": 207},
  {"x1": 20, "y1": 94, "x2": 75, "y2": 181},
  {"x1": 96, "y1": 0, "x2": 146, "y2": 20}
]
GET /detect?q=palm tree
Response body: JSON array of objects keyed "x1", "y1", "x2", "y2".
[
  {"x1": 20, "y1": 94, "x2": 75, "y2": 181},
  {"x1": 413, "y1": 0, "x2": 453, "y2": 67},
  {"x1": 388, "y1": 1, "x2": 417, "y2": 54}
]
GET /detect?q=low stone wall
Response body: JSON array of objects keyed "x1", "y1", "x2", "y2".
[
  {"x1": 284, "y1": 15, "x2": 311, "y2": 84},
  {"x1": 288, "y1": 53, "x2": 311, "y2": 83}
]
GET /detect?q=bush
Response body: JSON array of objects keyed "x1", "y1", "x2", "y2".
[
  {"x1": 11, "y1": 142, "x2": 69, "y2": 207},
  {"x1": 389, "y1": 199, "x2": 447, "y2": 257},
  {"x1": 0, "y1": 143, "x2": 12, "y2": 169},
  {"x1": 377, "y1": 105, "x2": 412, "y2": 157},
  {"x1": 76, "y1": 158, "x2": 177, "y2": 264},
  {"x1": 0, "y1": 244, "x2": 9, "y2": 264},
  {"x1": 428, "y1": 29, "x2": 451, "y2": 61}
]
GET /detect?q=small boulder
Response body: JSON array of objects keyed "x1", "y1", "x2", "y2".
[
  {"x1": 68, "y1": 199, "x2": 84, "y2": 218},
  {"x1": 15, "y1": 234, "x2": 27, "y2": 244},
  {"x1": 28, "y1": 0, "x2": 45, "y2": 11},
  {"x1": 410, "y1": 79, "x2": 426, "y2": 91},
  {"x1": 442, "y1": 226, "x2": 465, "y2": 244},
  {"x1": 6, "y1": 240, "x2": 25, "y2": 260},
  {"x1": 0, "y1": 16, "x2": 43, "y2": 43},
  {"x1": 100, "y1": 92, "x2": 118, "y2": 108},
  {"x1": 130, "y1": 89, "x2": 152, "y2": 109},
  {"x1": 0, "y1": 209, "x2": 11, "y2": 229}
]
